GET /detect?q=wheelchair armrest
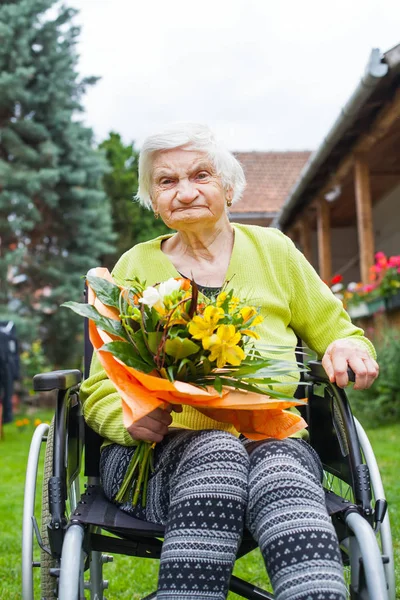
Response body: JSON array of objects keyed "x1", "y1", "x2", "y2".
[
  {"x1": 33, "y1": 369, "x2": 82, "y2": 392},
  {"x1": 306, "y1": 360, "x2": 355, "y2": 384}
]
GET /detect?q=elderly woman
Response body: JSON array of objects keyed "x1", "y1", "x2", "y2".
[{"x1": 81, "y1": 123, "x2": 378, "y2": 600}]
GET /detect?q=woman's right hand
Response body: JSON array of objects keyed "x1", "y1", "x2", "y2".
[{"x1": 127, "y1": 404, "x2": 183, "y2": 443}]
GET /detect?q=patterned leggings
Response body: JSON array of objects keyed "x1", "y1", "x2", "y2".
[{"x1": 100, "y1": 430, "x2": 346, "y2": 600}]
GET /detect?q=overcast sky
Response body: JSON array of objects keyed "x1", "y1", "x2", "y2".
[{"x1": 70, "y1": 0, "x2": 400, "y2": 152}]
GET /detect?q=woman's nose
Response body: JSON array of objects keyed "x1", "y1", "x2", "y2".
[{"x1": 176, "y1": 178, "x2": 198, "y2": 202}]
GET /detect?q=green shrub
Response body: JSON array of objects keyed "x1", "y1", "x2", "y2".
[
  {"x1": 347, "y1": 331, "x2": 400, "y2": 427},
  {"x1": 20, "y1": 340, "x2": 52, "y2": 396}
]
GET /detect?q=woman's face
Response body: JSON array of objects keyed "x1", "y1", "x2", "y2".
[{"x1": 150, "y1": 149, "x2": 232, "y2": 231}]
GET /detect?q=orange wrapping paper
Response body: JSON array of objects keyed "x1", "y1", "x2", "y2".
[{"x1": 88, "y1": 268, "x2": 307, "y2": 440}]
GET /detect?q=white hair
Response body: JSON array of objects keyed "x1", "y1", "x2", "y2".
[{"x1": 135, "y1": 122, "x2": 246, "y2": 210}]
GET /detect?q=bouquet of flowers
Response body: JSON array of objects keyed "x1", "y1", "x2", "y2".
[{"x1": 63, "y1": 268, "x2": 307, "y2": 505}]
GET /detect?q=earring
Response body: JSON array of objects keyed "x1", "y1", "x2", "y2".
[
  {"x1": 154, "y1": 211, "x2": 159, "y2": 219},
  {"x1": 227, "y1": 199, "x2": 232, "y2": 207}
]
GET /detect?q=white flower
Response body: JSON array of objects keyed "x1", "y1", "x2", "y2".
[
  {"x1": 347, "y1": 282, "x2": 358, "y2": 292},
  {"x1": 139, "y1": 286, "x2": 162, "y2": 308},
  {"x1": 158, "y1": 278, "x2": 181, "y2": 300},
  {"x1": 331, "y1": 283, "x2": 343, "y2": 293}
]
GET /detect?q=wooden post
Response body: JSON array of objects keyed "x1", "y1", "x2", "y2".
[
  {"x1": 317, "y1": 198, "x2": 332, "y2": 282},
  {"x1": 298, "y1": 216, "x2": 312, "y2": 264},
  {"x1": 354, "y1": 156, "x2": 375, "y2": 283}
]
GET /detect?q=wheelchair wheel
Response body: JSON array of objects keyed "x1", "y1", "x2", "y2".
[
  {"x1": 355, "y1": 419, "x2": 395, "y2": 600},
  {"x1": 22, "y1": 421, "x2": 52, "y2": 600},
  {"x1": 58, "y1": 523, "x2": 86, "y2": 600},
  {"x1": 40, "y1": 417, "x2": 58, "y2": 599},
  {"x1": 323, "y1": 420, "x2": 395, "y2": 600}
]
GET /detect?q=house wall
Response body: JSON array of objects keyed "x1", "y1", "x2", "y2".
[
  {"x1": 311, "y1": 228, "x2": 360, "y2": 282},
  {"x1": 373, "y1": 182, "x2": 400, "y2": 257}
]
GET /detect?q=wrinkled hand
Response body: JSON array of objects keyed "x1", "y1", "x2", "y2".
[
  {"x1": 322, "y1": 339, "x2": 379, "y2": 390},
  {"x1": 127, "y1": 403, "x2": 183, "y2": 443}
]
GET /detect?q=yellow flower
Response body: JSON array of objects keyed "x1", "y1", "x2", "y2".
[
  {"x1": 241, "y1": 329, "x2": 260, "y2": 339},
  {"x1": 34, "y1": 418, "x2": 42, "y2": 427},
  {"x1": 228, "y1": 296, "x2": 240, "y2": 313},
  {"x1": 252, "y1": 315, "x2": 264, "y2": 325},
  {"x1": 168, "y1": 307, "x2": 189, "y2": 326},
  {"x1": 188, "y1": 306, "x2": 224, "y2": 340},
  {"x1": 16, "y1": 420, "x2": 23, "y2": 427},
  {"x1": 216, "y1": 292, "x2": 240, "y2": 314},
  {"x1": 216, "y1": 292, "x2": 228, "y2": 307},
  {"x1": 23, "y1": 418, "x2": 30, "y2": 426},
  {"x1": 240, "y1": 306, "x2": 257, "y2": 322},
  {"x1": 203, "y1": 324, "x2": 245, "y2": 368}
]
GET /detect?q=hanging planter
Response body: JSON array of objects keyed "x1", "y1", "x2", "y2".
[
  {"x1": 366, "y1": 298, "x2": 386, "y2": 314},
  {"x1": 347, "y1": 298, "x2": 385, "y2": 319},
  {"x1": 385, "y1": 290, "x2": 400, "y2": 312},
  {"x1": 347, "y1": 302, "x2": 370, "y2": 319}
]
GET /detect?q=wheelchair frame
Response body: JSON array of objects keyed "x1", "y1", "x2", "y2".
[{"x1": 22, "y1": 361, "x2": 395, "y2": 600}]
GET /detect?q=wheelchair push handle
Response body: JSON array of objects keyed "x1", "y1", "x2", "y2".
[
  {"x1": 306, "y1": 361, "x2": 355, "y2": 384},
  {"x1": 33, "y1": 369, "x2": 82, "y2": 392}
]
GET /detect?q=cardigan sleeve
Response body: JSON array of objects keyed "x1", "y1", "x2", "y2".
[{"x1": 286, "y1": 238, "x2": 376, "y2": 360}]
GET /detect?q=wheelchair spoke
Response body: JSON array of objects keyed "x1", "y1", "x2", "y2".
[{"x1": 323, "y1": 471, "x2": 354, "y2": 503}]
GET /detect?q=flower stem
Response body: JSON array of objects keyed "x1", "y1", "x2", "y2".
[
  {"x1": 132, "y1": 442, "x2": 154, "y2": 507},
  {"x1": 114, "y1": 443, "x2": 142, "y2": 503}
]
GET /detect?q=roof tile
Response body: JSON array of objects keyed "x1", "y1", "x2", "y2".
[{"x1": 232, "y1": 151, "x2": 312, "y2": 214}]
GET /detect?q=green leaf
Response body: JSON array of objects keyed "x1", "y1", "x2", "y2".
[
  {"x1": 164, "y1": 337, "x2": 200, "y2": 359},
  {"x1": 100, "y1": 341, "x2": 154, "y2": 373},
  {"x1": 86, "y1": 275, "x2": 121, "y2": 309},
  {"x1": 167, "y1": 365, "x2": 175, "y2": 382},
  {"x1": 213, "y1": 376, "x2": 223, "y2": 394},
  {"x1": 177, "y1": 358, "x2": 197, "y2": 379},
  {"x1": 132, "y1": 330, "x2": 156, "y2": 366},
  {"x1": 215, "y1": 376, "x2": 295, "y2": 400},
  {"x1": 200, "y1": 357, "x2": 212, "y2": 376},
  {"x1": 61, "y1": 301, "x2": 129, "y2": 341},
  {"x1": 147, "y1": 331, "x2": 163, "y2": 354}
]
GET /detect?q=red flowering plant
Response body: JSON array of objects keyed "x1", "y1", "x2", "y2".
[
  {"x1": 368, "y1": 252, "x2": 400, "y2": 299},
  {"x1": 330, "y1": 273, "x2": 375, "y2": 309},
  {"x1": 330, "y1": 274, "x2": 344, "y2": 301},
  {"x1": 330, "y1": 252, "x2": 400, "y2": 312},
  {"x1": 343, "y1": 282, "x2": 371, "y2": 309}
]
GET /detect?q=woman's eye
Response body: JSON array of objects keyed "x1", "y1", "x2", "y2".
[
  {"x1": 160, "y1": 178, "x2": 173, "y2": 185},
  {"x1": 196, "y1": 172, "x2": 209, "y2": 180}
]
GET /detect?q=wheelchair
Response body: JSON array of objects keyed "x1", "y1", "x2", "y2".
[{"x1": 22, "y1": 333, "x2": 396, "y2": 599}]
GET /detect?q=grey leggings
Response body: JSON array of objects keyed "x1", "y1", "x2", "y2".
[{"x1": 100, "y1": 430, "x2": 346, "y2": 600}]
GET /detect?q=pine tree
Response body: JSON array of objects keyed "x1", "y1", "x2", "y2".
[
  {"x1": 0, "y1": 0, "x2": 115, "y2": 366},
  {"x1": 99, "y1": 132, "x2": 169, "y2": 270}
]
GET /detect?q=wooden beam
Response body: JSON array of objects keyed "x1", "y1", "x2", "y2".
[
  {"x1": 316, "y1": 199, "x2": 332, "y2": 282},
  {"x1": 358, "y1": 87, "x2": 400, "y2": 153},
  {"x1": 319, "y1": 86, "x2": 400, "y2": 200},
  {"x1": 354, "y1": 156, "x2": 375, "y2": 283},
  {"x1": 298, "y1": 216, "x2": 313, "y2": 264}
]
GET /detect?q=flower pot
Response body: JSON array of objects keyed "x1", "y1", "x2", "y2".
[
  {"x1": 347, "y1": 302, "x2": 370, "y2": 319},
  {"x1": 366, "y1": 298, "x2": 386, "y2": 314},
  {"x1": 385, "y1": 290, "x2": 400, "y2": 312}
]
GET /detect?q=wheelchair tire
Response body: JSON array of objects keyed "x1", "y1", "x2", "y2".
[
  {"x1": 22, "y1": 422, "x2": 51, "y2": 600},
  {"x1": 40, "y1": 417, "x2": 57, "y2": 599},
  {"x1": 323, "y1": 420, "x2": 395, "y2": 600}
]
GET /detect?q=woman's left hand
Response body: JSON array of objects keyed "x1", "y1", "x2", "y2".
[{"x1": 322, "y1": 339, "x2": 379, "y2": 390}]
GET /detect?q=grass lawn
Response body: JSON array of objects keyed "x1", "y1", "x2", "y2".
[{"x1": 0, "y1": 411, "x2": 398, "y2": 599}]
